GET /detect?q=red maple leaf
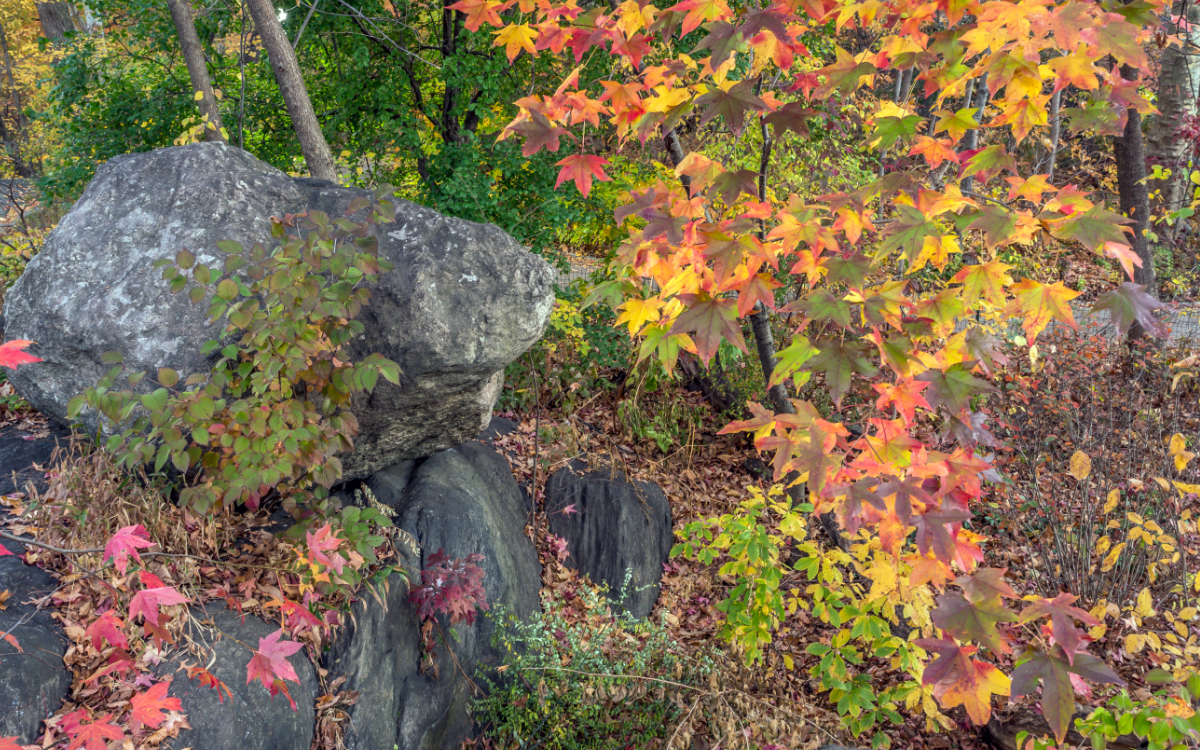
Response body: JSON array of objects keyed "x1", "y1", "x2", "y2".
[
  {"x1": 282, "y1": 599, "x2": 324, "y2": 635},
  {"x1": 0, "y1": 543, "x2": 11, "y2": 556},
  {"x1": 85, "y1": 610, "x2": 128, "y2": 651},
  {"x1": 62, "y1": 711, "x2": 124, "y2": 750},
  {"x1": 129, "y1": 585, "x2": 190, "y2": 628},
  {"x1": 130, "y1": 681, "x2": 183, "y2": 729},
  {"x1": 0, "y1": 340, "x2": 42, "y2": 369},
  {"x1": 182, "y1": 661, "x2": 234, "y2": 703},
  {"x1": 102, "y1": 525, "x2": 156, "y2": 574},
  {"x1": 0, "y1": 736, "x2": 23, "y2": 750},
  {"x1": 554, "y1": 155, "x2": 612, "y2": 198},
  {"x1": 305, "y1": 524, "x2": 347, "y2": 575},
  {"x1": 246, "y1": 628, "x2": 304, "y2": 693}
]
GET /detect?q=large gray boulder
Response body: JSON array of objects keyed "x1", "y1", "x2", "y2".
[
  {"x1": 4, "y1": 142, "x2": 555, "y2": 480},
  {"x1": 0, "y1": 557, "x2": 70, "y2": 742},
  {"x1": 545, "y1": 467, "x2": 673, "y2": 619},
  {"x1": 162, "y1": 606, "x2": 319, "y2": 750},
  {"x1": 324, "y1": 438, "x2": 541, "y2": 750}
]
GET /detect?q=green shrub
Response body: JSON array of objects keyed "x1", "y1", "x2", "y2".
[{"x1": 474, "y1": 583, "x2": 716, "y2": 750}]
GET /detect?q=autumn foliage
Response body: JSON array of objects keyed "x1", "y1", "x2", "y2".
[{"x1": 463, "y1": 0, "x2": 1177, "y2": 739}]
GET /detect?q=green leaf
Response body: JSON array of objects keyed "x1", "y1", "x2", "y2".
[
  {"x1": 1049, "y1": 206, "x2": 1131, "y2": 252},
  {"x1": 158, "y1": 368, "x2": 179, "y2": 387},
  {"x1": 668, "y1": 295, "x2": 748, "y2": 364},
  {"x1": 215, "y1": 240, "x2": 243, "y2": 255},
  {"x1": 216, "y1": 278, "x2": 239, "y2": 300},
  {"x1": 931, "y1": 592, "x2": 1017, "y2": 655},
  {"x1": 1012, "y1": 647, "x2": 1123, "y2": 743},
  {"x1": 188, "y1": 286, "x2": 206, "y2": 304},
  {"x1": 695, "y1": 79, "x2": 767, "y2": 136},
  {"x1": 916, "y1": 362, "x2": 997, "y2": 415},
  {"x1": 67, "y1": 394, "x2": 86, "y2": 418},
  {"x1": 804, "y1": 339, "x2": 880, "y2": 406},
  {"x1": 1091, "y1": 282, "x2": 1167, "y2": 337},
  {"x1": 176, "y1": 248, "x2": 195, "y2": 270},
  {"x1": 140, "y1": 388, "x2": 169, "y2": 413},
  {"x1": 101, "y1": 350, "x2": 125, "y2": 365}
]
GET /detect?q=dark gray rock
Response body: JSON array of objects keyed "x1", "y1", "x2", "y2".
[
  {"x1": 4, "y1": 142, "x2": 555, "y2": 481},
  {"x1": 0, "y1": 424, "x2": 72, "y2": 497},
  {"x1": 163, "y1": 606, "x2": 318, "y2": 750},
  {"x1": 545, "y1": 468, "x2": 673, "y2": 619},
  {"x1": 329, "y1": 440, "x2": 541, "y2": 750},
  {"x1": 0, "y1": 558, "x2": 69, "y2": 743},
  {"x1": 478, "y1": 416, "x2": 518, "y2": 442}
]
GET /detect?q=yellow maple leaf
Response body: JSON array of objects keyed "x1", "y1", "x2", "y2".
[
  {"x1": 492, "y1": 24, "x2": 539, "y2": 62},
  {"x1": 1068, "y1": 451, "x2": 1091, "y2": 481},
  {"x1": 1103, "y1": 488, "x2": 1120, "y2": 514}
]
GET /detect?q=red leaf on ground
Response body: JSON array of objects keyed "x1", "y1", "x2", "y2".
[
  {"x1": 85, "y1": 610, "x2": 128, "y2": 651},
  {"x1": 129, "y1": 585, "x2": 190, "y2": 628},
  {"x1": 102, "y1": 525, "x2": 156, "y2": 574},
  {"x1": 0, "y1": 543, "x2": 12, "y2": 556},
  {"x1": 246, "y1": 628, "x2": 304, "y2": 693},
  {"x1": 0, "y1": 736, "x2": 23, "y2": 750},
  {"x1": 62, "y1": 712, "x2": 124, "y2": 750},
  {"x1": 130, "y1": 680, "x2": 183, "y2": 729},
  {"x1": 183, "y1": 661, "x2": 234, "y2": 703}
]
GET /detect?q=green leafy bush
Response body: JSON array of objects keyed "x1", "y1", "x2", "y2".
[
  {"x1": 70, "y1": 188, "x2": 401, "y2": 525},
  {"x1": 474, "y1": 584, "x2": 716, "y2": 750}
]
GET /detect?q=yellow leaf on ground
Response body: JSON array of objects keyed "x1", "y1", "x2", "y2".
[
  {"x1": 1135, "y1": 588, "x2": 1155, "y2": 619},
  {"x1": 1103, "y1": 488, "x2": 1120, "y2": 514}
]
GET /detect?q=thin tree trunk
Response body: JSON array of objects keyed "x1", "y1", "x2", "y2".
[
  {"x1": 244, "y1": 0, "x2": 337, "y2": 182},
  {"x1": 1044, "y1": 88, "x2": 1062, "y2": 182},
  {"x1": 1146, "y1": 0, "x2": 1200, "y2": 243},
  {"x1": 1114, "y1": 62, "x2": 1159, "y2": 340},
  {"x1": 166, "y1": 0, "x2": 226, "y2": 143},
  {"x1": 960, "y1": 72, "x2": 989, "y2": 194}
]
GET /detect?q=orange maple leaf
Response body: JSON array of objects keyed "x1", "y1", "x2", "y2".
[{"x1": 554, "y1": 155, "x2": 612, "y2": 198}]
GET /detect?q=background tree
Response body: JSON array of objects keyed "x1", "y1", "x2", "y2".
[{"x1": 166, "y1": 0, "x2": 227, "y2": 143}]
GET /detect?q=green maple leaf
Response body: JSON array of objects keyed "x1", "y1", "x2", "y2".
[
  {"x1": 934, "y1": 107, "x2": 979, "y2": 141},
  {"x1": 804, "y1": 339, "x2": 880, "y2": 406},
  {"x1": 967, "y1": 206, "x2": 1017, "y2": 250},
  {"x1": 880, "y1": 205, "x2": 937, "y2": 263},
  {"x1": 955, "y1": 568, "x2": 1018, "y2": 602},
  {"x1": 795, "y1": 288, "x2": 855, "y2": 329},
  {"x1": 1012, "y1": 646, "x2": 1123, "y2": 743},
  {"x1": 1092, "y1": 282, "x2": 1167, "y2": 337},
  {"x1": 769, "y1": 336, "x2": 818, "y2": 387},
  {"x1": 1049, "y1": 205, "x2": 1131, "y2": 252},
  {"x1": 960, "y1": 144, "x2": 1018, "y2": 184},
  {"x1": 694, "y1": 20, "x2": 746, "y2": 67},
  {"x1": 823, "y1": 253, "x2": 872, "y2": 287},
  {"x1": 639, "y1": 322, "x2": 692, "y2": 374},
  {"x1": 709, "y1": 169, "x2": 760, "y2": 205},
  {"x1": 964, "y1": 327, "x2": 1010, "y2": 375},
  {"x1": 696, "y1": 79, "x2": 767, "y2": 135},
  {"x1": 816, "y1": 47, "x2": 876, "y2": 97},
  {"x1": 1062, "y1": 99, "x2": 1122, "y2": 136},
  {"x1": 872, "y1": 111, "x2": 924, "y2": 152},
  {"x1": 763, "y1": 102, "x2": 817, "y2": 139},
  {"x1": 932, "y1": 591, "x2": 1017, "y2": 655},
  {"x1": 916, "y1": 361, "x2": 997, "y2": 415},
  {"x1": 790, "y1": 422, "x2": 844, "y2": 497},
  {"x1": 668, "y1": 295, "x2": 747, "y2": 364}
]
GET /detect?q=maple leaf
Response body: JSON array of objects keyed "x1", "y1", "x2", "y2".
[
  {"x1": 913, "y1": 501, "x2": 972, "y2": 562},
  {"x1": 873, "y1": 378, "x2": 931, "y2": 425},
  {"x1": 695, "y1": 80, "x2": 766, "y2": 135},
  {"x1": 85, "y1": 610, "x2": 128, "y2": 651},
  {"x1": 909, "y1": 136, "x2": 960, "y2": 169},
  {"x1": 963, "y1": 327, "x2": 1010, "y2": 376},
  {"x1": 932, "y1": 592, "x2": 1017, "y2": 655},
  {"x1": 953, "y1": 261, "x2": 1014, "y2": 309},
  {"x1": 917, "y1": 639, "x2": 1010, "y2": 725},
  {"x1": 1007, "y1": 280, "x2": 1080, "y2": 342},
  {"x1": 763, "y1": 102, "x2": 816, "y2": 139},
  {"x1": 511, "y1": 111, "x2": 566, "y2": 156},
  {"x1": 1102, "y1": 241, "x2": 1142, "y2": 282},
  {"x1": 130, "y1": 681, "x2": 183, "y2": 729},
  {"x1": 916, "y1": 361, "x2": 997, "y2": 416},
  {"x1": 1011, "y1": 645, "x2": 1123, "y2": 742},
  {"x1": 554, "y1": 155, "x2": 612, "y2": 198},
  {"x1": 960, "y1": 144, "x2": 1018, "y2": 184},
  {"x1": 129, "y1": 585, "x2": 190, "y2": 628},
  {"x1": 693, "y1": 20, "x2": 744, "y2": 67},
  {"x1": 493, "y1": 24, "x2": 539, "y2": 61},
  {"x1": 183, "y1": 661, "x2": 234, "y2": 703},
  {"x1": 942, "y1": 410, "x2": 997, "y2": 449},
  {"x1": 1049, "y1": 205, "x2": 1131, "y2": 253},
  {"x1": 0, "y1": 543, "x2": 11, "y2": 557},
  {"x1": 447, "y1": 0, "x2": 504, "y2": 31},
  {"x1": 1019, "y1": 593, "x2": 1100, "y2": 663},
  {"x1": 1091, "y1": 283, "x2": 1167, "y2": 338},
  {"x1": 102, "y1": 524, "x2": 156, "y2": 574},
  {"x1": 282, "y1": 599, "x2": 325, "y2": 635},
  {"x1": 63, "y1": 712, "x2": 124, "y2": 750},
  {"x1": 306, "y1": 524, "x2": 348, "y2": 575},
  {"x1": 668, "y1": 295, "x2": 747, "y2": 364},
  {"x1": 0, "y1": 737, "x2": 21, "y2": 750},
  {"x1": 247, "y1": 628, "x2": 305, "y2": 693},
  {"x1": 804, "y1": 339, "x2": 880, "y2": 407},
  {"x1": 787, "y1": 421, "x2": 844, "y2": 496},
  {"x1": 815, "y1": 47, "x2": 876, "y2": 97},
  {"x1": 0, "y1": 340, "x2": 41, "y2": 369},
  {"x1": 933, "y1": 107, "x2": 979, "y2": 142}
]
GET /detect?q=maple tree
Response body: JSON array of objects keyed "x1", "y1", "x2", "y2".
[{"x1": 472, "y1": 0, "x2": 1172, "y2": 739}]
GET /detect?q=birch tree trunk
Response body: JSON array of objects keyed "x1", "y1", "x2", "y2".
[
  {"x1": 166, "y1": 0, "x2": 226, "y2": 143},
  {"x1": 243, "y1": 0, "x2": 337, "y2": 182},
  {"x1": 1146, "y1": 0, "x2": 1200, "y2": 243}
]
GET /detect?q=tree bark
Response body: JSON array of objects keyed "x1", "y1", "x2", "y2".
[
  {"x1": 1044, "y1": 87, "x2": 1062, "y2": 182},
  {"x1": 0, "y1": 23, "x2": 30, "y2": 177},
  {"x1": 1146, "y1": 0, "x2": 1200, "y2": 243},
  {"x1": 35, "y1": 2, "x2": 80, "y2": 42},
  {"x1": 166, "y1": 0, "x2": 226, "y2": 143},
  {"x1": 243, "y1": 0, "x2": 337, "y2": 182},
  {"x1": 1114, "y1": 63, "x2": 1159, "y2": 340}
]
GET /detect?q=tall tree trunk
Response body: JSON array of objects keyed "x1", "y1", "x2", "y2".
[
  {"x1": 1146, "y1": 0, "x2": 1200, "y2": 243},
  {"x1": 166, "y1": 0, "x2": 226, "y2": 143},
  {"x1": 35, "y1": 2, "x2": 80, "y2": 42},
  {"x1": 960, "y1": 72, "x2": 989, "y2": 195},
  {"x1": 243, "y1": 0, "x2": 337, "y2": 182},
  {"x1": 1114, "y1": 63, "x2": 1159, "y2": 340},
  {"x1": 1044, "y1": 88, "x2": 1062, "y2": 182},
  {"x1": 0, "y1": 23, "x2": 30, "y2": 177}
]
